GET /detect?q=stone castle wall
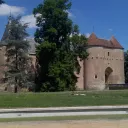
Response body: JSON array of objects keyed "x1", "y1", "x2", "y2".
[
  {"x1": 0, "y1": 44, "x2": 124, "y2": 91},
  {"x1": 0, "y1": 46, "x2": 6, "y2": 80},
  {"x1": 77, "y1": 46, "x2": 125, "y2": 90}
]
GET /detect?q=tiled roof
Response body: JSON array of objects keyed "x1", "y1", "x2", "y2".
[{"x1": 87, "y1": 33, "x2": 124, "y2": 49}]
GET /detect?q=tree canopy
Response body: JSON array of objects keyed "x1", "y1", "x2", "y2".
[
  {"x1": 124, "y1": 51, "x2": 128, "y2": 83},
  {"x1": 33, "y1": 0, "x2": 88, "y2": 92},
  {"x1": 3, "y1": 15, "x2": 32, "y2": 93}
]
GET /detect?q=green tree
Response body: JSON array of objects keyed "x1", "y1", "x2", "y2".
[
  {"x1": 124, "y1": 51, "x2": 128, "y2": 83},
  {"x1": 34, "y1": 0, "x2": 88, "y2": 92},
  {"x1": 4, "y1": 15, "x2": 30, "y2": 93}
]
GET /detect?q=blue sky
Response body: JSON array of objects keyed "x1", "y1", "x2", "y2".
[{"x1": 0, "y1": 0, "x2": 128, "y2": 50}]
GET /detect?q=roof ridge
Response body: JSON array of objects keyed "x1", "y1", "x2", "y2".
[{"x1": 87, "y1": 33, "x2": 123, "y2": 49}]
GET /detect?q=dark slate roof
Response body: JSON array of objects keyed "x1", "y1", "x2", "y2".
[
  {"x1": 88, "y1": 33, "x2": 124, "y2": 49},
  {"x1": 26, "y1": 38, "x2": 39, "y2": 54},
  {"x1": 0, "y1": 38, "x2": 38, "y2": 55}
]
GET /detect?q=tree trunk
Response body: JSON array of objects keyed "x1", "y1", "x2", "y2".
[
  {"x1": 14, "y1": 49, "x2": 18, "y2": 93},
  {"x1": 14, "y1": 77, "x2": 18, "y2": 93},
  {"x1": 14, "y1": 85, "x2": 17, "y2": 93},
  {"x1": 16, "y1": 49, "x2": 18, "y2": 70}
]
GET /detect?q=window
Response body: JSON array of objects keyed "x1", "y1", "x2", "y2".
[
  {"x1": 95, "y1": 75, "x2": 97, "y2": 79},
  {"x1": 108, "y1": 52, "x2": 110, "y2": 56}
]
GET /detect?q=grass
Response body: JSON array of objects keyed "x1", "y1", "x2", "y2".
[
  {"x1": 0, "y1": 90, "x2": 128, "y2": 108},
  {"x1": 1, "y1": 115, "x2": 128, "y2": 122}
]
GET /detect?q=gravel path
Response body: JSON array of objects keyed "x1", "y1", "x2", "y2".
[{"x1": 0, "y1": 120, "x2": 128, "y2": 128}]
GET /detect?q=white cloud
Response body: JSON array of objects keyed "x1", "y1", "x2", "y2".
[
  {"x1": 109, "y1": 28, "x2": 113, "y2": 31},
  {"x1": 0, "y1": 4, "x2": 25, "y2": 16},
  {"x1": 85, "y1": 33, "x2": 90, "y2": 38},
  {"x1": 21, "y1": 14, "x2": 43, "y2": 29},
  {"x1": 79, "y1": 33, "x2": 81, "y2": 36},
  {"x1": 35, "y1": 13, "x2": 42, "y2": 17},
  {"x1": 21, "y1": 14, "x2": 37, "y2": 29},
  {"x1": 20, "y1": 11, "x2": 74, "y2": 29},
  {"x1": 66, "y1": 10, "x2": 75, "y2": 18},
  {"x1": 67, "y1": 11, "x2": 73, "y2": 17}
]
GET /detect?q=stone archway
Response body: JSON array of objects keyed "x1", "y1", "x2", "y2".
[{"x1": 105, "y1": 67, "x2": 113, "y2": 84}]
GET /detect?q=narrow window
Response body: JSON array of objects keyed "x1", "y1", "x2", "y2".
[
  {"x1": 95, "y1": 75, "x2": 97, "y2": 79},
  {"x1": 108, "y1": 52, "x2": 110, "y2": 56}
]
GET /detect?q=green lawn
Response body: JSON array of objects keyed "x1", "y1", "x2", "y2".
[{"x1": 0, "y1": 90, "x2": 128, "y2": 108}]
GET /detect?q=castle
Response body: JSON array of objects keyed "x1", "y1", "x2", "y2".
[
  {"x1": 76, "y1": 33, "x2": 125, "y2": 90},
  {"x1": 0, "y1": 31, "x2": 125, "y2": 91}
]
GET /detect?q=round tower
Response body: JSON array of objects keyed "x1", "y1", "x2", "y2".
[{"x1": 80, "y1": 33, "x2": 124, "y2": 90}]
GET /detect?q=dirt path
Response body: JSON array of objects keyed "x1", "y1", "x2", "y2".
[{"x1": 0, "y1": 120, "x2": 128, "y2": 128}]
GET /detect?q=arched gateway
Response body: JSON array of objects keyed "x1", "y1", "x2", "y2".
[{"x1": 105, "y1": 67, "x2": 113, "y2": 85}]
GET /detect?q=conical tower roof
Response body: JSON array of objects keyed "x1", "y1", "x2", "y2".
[{"x1": 87, "y1": 33, "x2": 123, "y2": 49}]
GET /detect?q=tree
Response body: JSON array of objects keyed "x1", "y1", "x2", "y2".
[
  {"x1": 0, "y1": 0, "x2": 4, "y2": 4},
  {"x1": 124, "y1": 51, "x2": 128, "y2": 83},
  {"x1": 3, "y1": 15, "x2": 30, "y2": 93},
  {"x1": 33, "y1": 0, "x2": 88, "y2": 92}
]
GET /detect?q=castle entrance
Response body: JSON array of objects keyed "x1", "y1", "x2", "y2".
[{"x1": 105, "y1": 67, "x2": 113, "y2": 84}]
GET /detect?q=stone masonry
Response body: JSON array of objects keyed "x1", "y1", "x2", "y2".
[{"x1": 76, "y1": 33, "x2": 125, "y2": 90}]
